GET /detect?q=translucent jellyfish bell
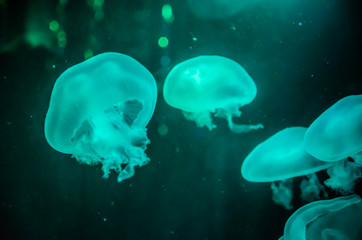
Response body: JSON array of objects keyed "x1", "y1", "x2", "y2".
[
  {"x1": 163, "y1": 55, "x2": 263, "y2": 133},
  {"x1": 304, "y1": 95, "x2": 362, "y2": 162},
  {"x1": 280, "y1": 195, "x2": 362, "y2": 240},
  {"x1": 44, "y1": 52, "x2": 157, "y2": 182},
  {"x1": 241, "y1": 127, "x2": 332, "y2": 182}
]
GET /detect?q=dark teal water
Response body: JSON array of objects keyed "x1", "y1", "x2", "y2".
[{"x1": 0, "y1": 0, "x2": 361, "y2": 239}]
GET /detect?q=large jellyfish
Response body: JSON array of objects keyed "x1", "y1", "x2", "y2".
[
  {"x1": 44, "y1": 52, "x2": 157, "y2": 182},
  {"x1": 163, "y1": 55, "x2": 263, "y2": 133},
  {"x1": 304, "y1": 94, "x2": 362, "y2": 162},
  {"x1": 304, "y1": 95, "x2": 362, "y2": 194},
  {"x1": 241, "y1": 127, "x2": 332, "y2": 209},
  {"x1": 280, "y1": 194, "x2": 362, "y2": 240},
  {"x1": 241, "y1": 127, "x2": 332, "y2": 182}
]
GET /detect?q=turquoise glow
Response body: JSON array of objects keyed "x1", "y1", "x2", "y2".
[
  {"x1": 281, "y1": 195, "x2": 362, "y2": 240},
  {"x1": 241, "y1": 127, "x2": 332, "y2": 182},
  {"x1": 44, "y1": 52, "x2": 157, "y2": 182},
  {"x1": 187, "y1": 0, "x2": 258, "y2": 19},
  {"x1": 163, "y1": 55, "x2": 263, "y2": 133},
  {"x1": 304, "y1": 95, "x2": 362, "y2": 162}
]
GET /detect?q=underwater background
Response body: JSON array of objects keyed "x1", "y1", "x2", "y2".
[{"x1": 0, "y1": 0, "x2": 361, "y2": 239}]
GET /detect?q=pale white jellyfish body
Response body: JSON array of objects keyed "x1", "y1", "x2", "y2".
[
  {"x1": 241, "y1": 127, "x2": 333, "y2": 209},
  {"x1": 304, "y1": 95, "x2": 362, "y2": 162},
  {"x1": 304, "y1": 95, "x2": 362, "y2": 194},
  {"x1": 281, "y1": 195, "x2": 362, "y2": 240},
  {"x1": 241, "y1": 127, "x2": 332, "y2": 182},
  {"x1": 45, "y1": 52, "x2": 157, "y2": 182},
  {"x1": 163, "y1": 55, "x2": 263, "y2": 133}
]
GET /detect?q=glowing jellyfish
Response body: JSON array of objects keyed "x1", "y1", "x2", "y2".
[
  {"x1": 241, "y1": 127, "x2": 332, "y2": 182},
  {"x1": 163, "y1": 55, "x2": 263, "y2": 133},
  {"x1": 280, "y1": 195, "x2": 362, "y2": 240},
  {"x1": 304, "y1": 95, "x2": 362, "y2": 194},
  {"x1": 187, "y1": 0, "x2": 258, "y2": 19},
  {"x1": 44, "y1": 52, "x2": 157, "y2": 182},
  {"x1": 304, "y1": 95, "x2": 362, "y2": 162}
]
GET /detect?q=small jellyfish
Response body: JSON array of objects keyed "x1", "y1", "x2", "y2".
[
  {"x1": 45, "y1": 52, "x2": 157, "y2": 182},
  {"x1": 163, "y1": 55, "x2": 263, "y2": 133},
  {"x1": 304, "y1": 95, "x2": 362, "y2": 162},
  {"x1": 241, "y1": 127, "x2": 332, "y2": 182},
  {"x1": 280, "y1": 195, "x2": 362, "y2": 240}
]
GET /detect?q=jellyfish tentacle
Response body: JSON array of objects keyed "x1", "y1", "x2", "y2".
[
  {"x1": 324, "y1": 159, "x2": 362, "y2": 194},
  {"x1": 271, "y1": 179, "x2": 294, "y2": 210},
  {"x1": 117, "y1": 164, "x2": 135, "y2": 182},
  {"x1": 214, "y1": 103, "x2": 263, "y2": 133},
  {"x1": 182, "y1": 111, "x2": 217, "y2": 130}
]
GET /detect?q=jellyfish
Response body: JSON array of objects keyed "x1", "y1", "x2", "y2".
[
  {"x1": 163, "y1": 55, "x2": 263, "y2": 133},
  {"x1": 44, "y1": 52, "x2": 157, "y2": 182},
  {"x1": 304, "y1": 95, "x2": 362, "y2": 194},
  {"x1": 241, "y1": 127, "x2": 333, "y2": 208},
  {"x1": 280, "y1": 194, "x2": 362, "y2": 240},
  {"x1": 241, "y1": 127, "x2": 332, "y2": 182},
  {"x1": 304, "y1": 95, "x2": 362, "y2": 162},
  {"x1": 187, "y1": 0, "x2": 259, "y2": 19}
]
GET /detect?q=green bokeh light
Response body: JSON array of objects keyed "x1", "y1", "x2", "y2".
[
  {"x1": 94, "y1": 0, "x2": 104, "y2": 7},
  {"x1": 158, "y1": 37, "x2": 169, "y2": 48},
  {"x1": 84, "y1": 49, "x2": 94, "y2": 60},
  {"x1": 57, "y1": 31, "x2": 67, "y2": 48},
  {"x1": 49, "y1": 20, "x2": 59, "y2": 32},
  {"x1": 162, "y1": 4, "x2": 174, "y2": 23},
  {"x1": 158, "y1": 123, "x2": 168, "y2": 136}
]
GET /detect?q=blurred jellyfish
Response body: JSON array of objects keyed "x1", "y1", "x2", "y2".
[
  {"x1": 281, "y1": 195, "x2": 362, "y2": 240},
  {"x1": 45, "y1": 52, "x2": 157, "y2": 182},
  {"x1": 187, "y1": 0, "x2": 259, "y2": 19},
  {"x1": 163, "y1": 55, "x2": 263, "y2": 133},
  {"x1": 241, "y1": 127, "x2": 332, "y2": 182},
  {"x1": 304, "y1": 95, "x2": 362, "y2": 162}
]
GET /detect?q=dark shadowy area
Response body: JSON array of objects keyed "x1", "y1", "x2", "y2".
[{"x1": 0, "y1": 0, "x2": 361, "y2": 239}]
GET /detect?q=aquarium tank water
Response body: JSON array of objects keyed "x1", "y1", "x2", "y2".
[{"x1": 0, "y1": 0, "x2": 361, "y2": 239}]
